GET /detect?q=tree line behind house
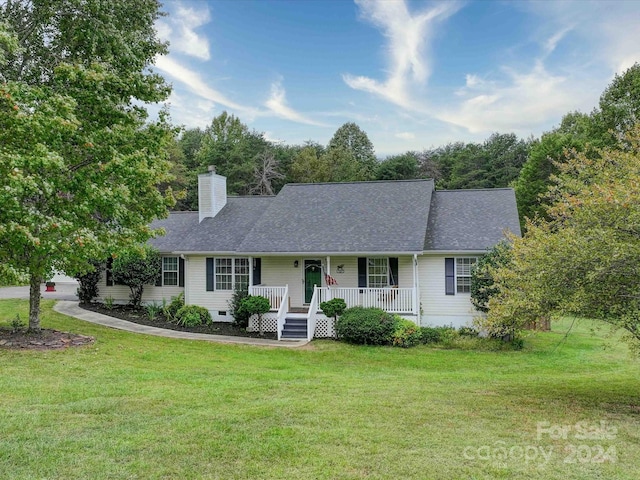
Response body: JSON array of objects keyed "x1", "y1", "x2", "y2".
[{"x1": 165, "y1": 63, "x2": 640, "y2": 235}]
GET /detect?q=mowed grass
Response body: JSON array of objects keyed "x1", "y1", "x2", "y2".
[{"x1": 0, "y1": 300, "x2": 638, "y2": 479}]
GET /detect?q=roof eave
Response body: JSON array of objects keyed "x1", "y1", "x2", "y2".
[{"x1": 172, "y1": 250, "x2": 424, "y2": 256}]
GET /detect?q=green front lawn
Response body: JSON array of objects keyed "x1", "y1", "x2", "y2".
[{"x1": 0, "y1": 299, "x2": 638, "y2": 479}]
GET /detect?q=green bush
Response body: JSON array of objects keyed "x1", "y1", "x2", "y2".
[
  {"x1": 391, "y1": 317, "x2": 422, "y2": 348},
  {"x1": 229, "y1": 287, "x2": 250, "y2": 328},
  {"x1": 175, "y1": 305, "x2": 212, "y2": 327},
  {"x1": 240, "y1": 295, "x2": 271, "y2": 335},
  {"x1": 439, "y1": 327, "x2": 460, "y2": 347},
  {"x1": 458, "y1": 326, "x2": 479, "y2": 337},
  {"x1": 163, "y1": 292, "x2": 184, "y2": 322},
  {"x1": 335, "y1": 307, "x2": 396, "y2": 345},
  {"x1": 470, "y1": 241, "x2": 512, "y2": 313},
  {"x1": 320, "y1": 298, "x2": 347, "y2": 320},
  {"x1": 420, "y1": 326, "x2": 457, "y2": 344},
  {"x1": 75, "y1": 261, "x2": 103, "y2": 304},
  {"x1": 145, "y1": 302, "x2": 162, "y2": 321},
  {"x1": 111, "y1": 246, "x2": 162, "y2": 307}
]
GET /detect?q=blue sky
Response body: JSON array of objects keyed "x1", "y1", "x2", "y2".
[{"x1": 154, "y1": 0, "x2": 640, "y2": 156}]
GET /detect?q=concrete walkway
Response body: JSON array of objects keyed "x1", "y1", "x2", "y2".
[{"x1": 53, "y1": 301, "x2": 308, "y2": 348}]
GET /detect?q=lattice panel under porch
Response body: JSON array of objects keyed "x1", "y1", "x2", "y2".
[
  {"x1": 314, "y1": 316, "x2": 335, "y2": 338},
  {"x1": 247, "y1": 312, "x2": 278, "y2": 333}
]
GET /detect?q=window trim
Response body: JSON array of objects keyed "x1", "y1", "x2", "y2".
[
  {"x1": 211, "y1": 257, "x2": 250, "y2": 291},
  {"x1": 162, "y1": 256, "x2": 179, "y2": 287},
  {"x1": 367, "y1": 257, "x2": 390, "y2": 288},
  {"x1": 455, "y1": 257, "x2": 477, "y2": 294}
]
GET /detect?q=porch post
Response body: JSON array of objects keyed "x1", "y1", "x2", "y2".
[
  {"x1": 413, "y1": 254, "x2": 419, "y2": 318},
  {"x1": 248, "y1": 256, "x2": 253, "y2": 293},
  {"x1": 326, "y1": 256, "x2": 331, "y2": 300}
]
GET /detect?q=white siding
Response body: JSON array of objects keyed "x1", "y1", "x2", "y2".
[
  {"x1": 418, "y1": 255, "x2": 480, "y2": 328},
  {"x1": 96, "y1": 254, "x2": 419, "y2": 322},
  {"x1": 96, "y1": 275, "x2": 183, "y2": 305},
  {"x1": 397, "y1": 256, "x2": 413, "y2": 289},
  {"x1": 186, "y1": 255, "x2": 235, "y2": 322},
  {"x1": 261, "y1": 256, "x2": 302, "y2": 307}
]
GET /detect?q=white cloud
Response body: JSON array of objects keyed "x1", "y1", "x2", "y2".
[
  {"x1": 523, "y1": 0, "x2": 640, "y2": 74},
  {"x1": 154, "y1": 55, "x2": 258, "y2": 116},
  {"x1": 437, "y1": 61, "x2": 593, "y2": 134},
  {"x1": 542, "y1": 25, "x2": 574, "y2": 57},
  {"x1": 162, "y1": 91, "x2": 214, "y2": 128},
  {"x1": 435, "y1": 0, "x2": 640, "y2": 137},
  {"x1": 264, "y1": 79, "x2": 327, "y2": 126},
  {"x1": 395, "y1": 132, "x2": 415, "y2": 140},
  {"x1": 343, "y1": 0, "x2": 461, "y2": 110},
  {"x1": 156, "y1": 3, "x2": 211, "y2": 60},
  {"x1": 465, "y1": 74, "x2": 481, "y2": 88}
]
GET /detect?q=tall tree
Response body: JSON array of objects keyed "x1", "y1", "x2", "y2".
[
  {"x1": 376, "y1": 153, "x2": 420, "y2": 180},
  {"x1": 250, "y1": 150, "x2": 284, "y2": 195},
  {"x1": 514, "y1": 65, "x2": 640, "y2": 228},
  {"x1": 195, "y1": 111, "x2": 271, "y2": 195},
  {"x1": 598, "y1": 62, "x2": 640, "y2": 143},
  {"x1": 328, "y1": 122, "x2": 377, "y2": 180},
  {"x1": 289, "y1": 146, "x2": 332, "y2": 183},
  {"x1": 484, "y1": 126, "x2": 640, "y2": 351},
  {"x1": 0, "y1": 1, "x2": 174, "y2": 331}
]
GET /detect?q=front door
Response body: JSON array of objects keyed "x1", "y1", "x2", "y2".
[{"x1": 304, "y1": 260, "x2": 322, "y2": 303}]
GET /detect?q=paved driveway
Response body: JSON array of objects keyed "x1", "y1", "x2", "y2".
[{"x1": 0, "y1": 283, "x2": 79, "y2": 301}]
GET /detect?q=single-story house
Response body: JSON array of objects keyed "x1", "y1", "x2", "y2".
[{"x1": 98, "y1": 169, "x2": 521, "y2": 340}]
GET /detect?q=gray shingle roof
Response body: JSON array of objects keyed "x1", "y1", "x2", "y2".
[
  {"x1": 151, "y1": 181, "x2": 521, "y2": 254},
  {"x1": 236, "y1": 180, "x2": 434, "y2": 253},
  {"x1": 423, "y1": 189, "x2": 521, "y2": 251},
  {"x1": 178, "y1": 196, "x2": 275, "y2": 252},
  {"x1": 149, "y1": 212, "x2": 199, "y2": 252}
]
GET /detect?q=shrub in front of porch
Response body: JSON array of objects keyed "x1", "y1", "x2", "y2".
[
  {"x1": 241, "y1": 295, "x2": 271, "y2": 336},
  {"x1": 391, "y1": 317, "x2": 422, "y2": 348},
  {"x1": 175, "y1": 305, "x2": 212, "y2": 327},
  {"x1": 335, "y1": 307, "x2": 396, "y2": 345},
  {"x1": 229, "y1": 287, "x2": 251, "y2": 329}
]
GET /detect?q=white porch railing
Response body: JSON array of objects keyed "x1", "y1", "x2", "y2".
[
  {"x1": 318, "y1": 287, "x2": 415, "y2": 313},
  {"x1": 249, "y1": 286, "x2": 286, "y2": 311},
  {"x1": 307, "y1": 286, "x2": 319, "y2": 341},
  {"x1": 276, "y1": 285, "x2": 289, "y2": 341}
]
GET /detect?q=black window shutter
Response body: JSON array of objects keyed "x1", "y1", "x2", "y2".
[
  {"x1": 445, "y1": 258, "x2": 455, "y2": 295},
  {"x1": 178, "y1": 258, "x2": 185, "y2": 287},
  {"x1": 155, "y1": 258, "x2": 163, "y2": 286},
  {"x1": 358, "y1": 257, "x2": 367, "y2": 288},
  {"x1": 106, "y1": 258, "x2": 113, "y2": 286},
  {"x1": 206, "y1": 258, "x2": 214, "y2": 291},
  {"x1": 389, "y1": 257, "x2": 399, "y2": 286},
  {"x1": 252, "y1": 258, "x2": 261, "y2": 286}
]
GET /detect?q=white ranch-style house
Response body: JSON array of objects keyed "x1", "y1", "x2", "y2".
[{"x1": 98, "y1": 169, "x2": 521, "y2": 340}]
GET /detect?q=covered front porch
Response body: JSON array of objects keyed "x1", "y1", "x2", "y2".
[
  {"x1": 249, "y1": 282, "x2": 418, "y2": 342},
  {"x1": 247, "y1": 254, "x2": 420, "y2": 340}
]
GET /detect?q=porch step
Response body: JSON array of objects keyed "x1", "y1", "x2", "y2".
[{"x1": 281, "y1": 317, "x2": 307, "y2": 339}]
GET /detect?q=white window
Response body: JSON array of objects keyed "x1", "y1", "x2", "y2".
[
  {"x1": 215, "y1": 258, "x2": 249, "y2": 290},
  {"x1": 215, "y1": 258, "x2": 233, "y2": 290},
  {"x1": 368, "y1": 258, "x2": 389, "y2": 288},
  {"x1": 234, "y1": 258, "x2": 250, "y2": 290},
  {"x1": 163, "y1": 256, "x2": 179, "y2": 286},
  {"x1": 456, "y1": 257, "x2": 477, "y2": 294}
]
